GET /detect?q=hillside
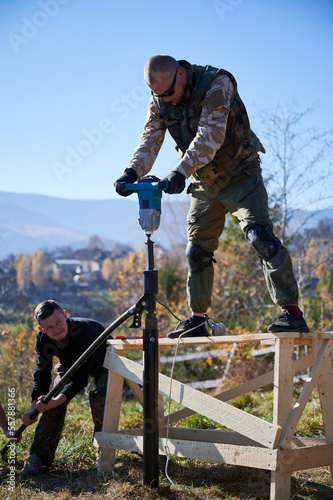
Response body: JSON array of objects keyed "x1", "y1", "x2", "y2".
[
  {"x1": 0, "y1": 191, "x2": 187, "y2": 259},
  {"x1": 1, "y1": 191, "x2": 332, "y2": 260}
]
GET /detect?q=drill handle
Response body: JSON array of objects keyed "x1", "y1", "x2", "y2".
[
  {"x1": 117, "y1": 181, "x2": 127, "y2": 193},
  {"x1": 118, "y1": 180, "x2": 169, "y2": 193},
  {"x1": 157, "y1": 179, "x2": 169, "y2": 191}
]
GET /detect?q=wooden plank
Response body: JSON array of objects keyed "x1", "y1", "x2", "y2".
[
  {"x1": 279, "y1": 444, "x2": 333, "y2": 472},
  {"x1": 270, "y1": 472, "x2": 292, "y2": 500},
  {"x1": 106, "y1": 333, "x2": 290, "y2": 349},
  {"x1": 103, "y1": 350, "x2": 143, "y2": 384},
  {"x1": 262, "y1": 333, "x2": 333, "y2": 347},
  {"x1": 105, "y1": 352, "x2": 280, "y2": 449},
  {"x1": 106, "y1": 332, "x2": 333, "y2": 350},
  {"x1": 166, "y1": 427, "x2": 263, "y2": 447},
  {"x1": 312, "y1": 340, "x2": 333, "y2": 443},
  {"x1": 273, "y1": 339, "x2": 295, "y2": 432},
  {"x1": 312, "y1": 339, "x2": 333, "y2": 480},
  {"x1": 278, "y1": 340, "x2": 333, "y2": 448},
  {"x1": 158, "y1": 352, "x2": 166, "y2": 438},
  {"x1": 97, "y1": 349, "x2": 126, "y2": 472},
  {"x1": 165, "y1": 353, "x2": 314, "y2": 425},
  {"x1": 303, "y1": 332, "x2": 333, "y2": 339},
  {"x1": 105, "y1": 426, "x2": 263, "y2": 447},
  {"x1": 271, "y1": 338, "x2": 295, "y2": 500},
  {"x1": 126, "y1": 379, "x2": 143, "y2": 405},
  {"x1": 292, "y1": 436, "x2": 325, "y2": 448},
  {"x1": 95, "y1": 432, "x2": 278, "y2": 470},
  {"x1": 108, "y1": 341, "x2": 170, "y2": 351}
]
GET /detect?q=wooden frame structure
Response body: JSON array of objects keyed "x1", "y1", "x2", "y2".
[{"x1": 94, "y1": 332, "x2": 333, "y2": 499}]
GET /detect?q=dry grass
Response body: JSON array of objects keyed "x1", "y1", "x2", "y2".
[
  {"x1": 1, "y1": 393, "x2": 332, "y2": 499},
  {"x1": 1, "y1": 454, "x2": 332, "y2": 499}
]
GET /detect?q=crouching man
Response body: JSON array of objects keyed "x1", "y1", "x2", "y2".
[{"x1": 21, "y1": 300, "x2": 109, "y2": 476}]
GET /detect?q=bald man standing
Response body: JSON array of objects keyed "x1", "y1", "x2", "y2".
[{"x1": 115, "y1": 55, "x2": 309, "y2": 338}]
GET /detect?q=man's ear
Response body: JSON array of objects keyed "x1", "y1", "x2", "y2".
[
  {"x1": 178, "y1": 66, "x2": 187, "y2": 82},
  {"x1": 63, "y1": 310, "x2": 67, "y2": 320},
  {"x1": 37, "y1": 326, "x2": 44, "y2": 332}
]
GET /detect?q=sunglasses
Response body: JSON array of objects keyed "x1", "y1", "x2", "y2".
[{"x1": 151, "y1": 68, "x2": 179, "y2": 98}]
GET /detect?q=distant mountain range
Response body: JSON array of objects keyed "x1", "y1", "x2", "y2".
[
  {"x1": 0, "y1": 191, "x2": 332, "y2": 260},
  {"x1": 0, "y1": 191, "x2": 189, "y2": 260}
]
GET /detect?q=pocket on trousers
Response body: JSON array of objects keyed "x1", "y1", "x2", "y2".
[{"x1": 234, "y1": 175, "x2": 260, "y2": 202}]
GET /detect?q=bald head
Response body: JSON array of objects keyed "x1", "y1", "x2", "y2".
[{"x1": 144, "y1": 55, "x2": 179, "y2": 86}]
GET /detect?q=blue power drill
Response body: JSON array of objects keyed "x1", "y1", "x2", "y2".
[{"x1": 117, "y1": 175, "x2": 168, "y2": 235}]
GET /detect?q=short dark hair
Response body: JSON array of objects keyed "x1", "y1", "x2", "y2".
[
  {"x1": 144, "y1": 55, "x2": 179, "y2": 86},
  {"x1": 34, "y1": 300, "x2": 64, "y2": 325}
]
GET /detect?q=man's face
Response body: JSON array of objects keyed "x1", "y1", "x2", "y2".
[
  {"x1": 150, "y1": 67, "x2": 187, "y2": 105},
  {"x1": 38, "y1": 309, "x2": 68, "y2": 343}
]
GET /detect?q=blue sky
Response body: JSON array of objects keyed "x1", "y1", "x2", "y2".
[{"x1": 1, "y1": 0, "x2": 332, "y2": 204}]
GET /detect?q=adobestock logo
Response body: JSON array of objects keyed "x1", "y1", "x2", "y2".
[
  {"x1": 52, "y1": 120, "x2": 115, "y2": 182},
  {"x1": 213, "y1": 0, "x2": 243, "y2": 22},
  {"x1": 7, "y1": 0, "x2": 70, "y2": 54},
  {"x1": 52, "y1": 83, "x2": 149, "y2": 183}
]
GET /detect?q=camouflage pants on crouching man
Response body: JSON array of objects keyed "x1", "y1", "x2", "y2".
[{"x1": 29, "y1": 367, "x2": 108, "y2": 467}]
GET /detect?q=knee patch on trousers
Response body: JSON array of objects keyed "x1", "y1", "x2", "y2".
[
  {"x1": 186, "y1": 243, "x2": 215, "y2": 274},
  {"x1": 246, "y1": 224, "x2": 281, "y2": 262}
]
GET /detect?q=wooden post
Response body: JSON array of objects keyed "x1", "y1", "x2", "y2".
[
  {"x1": 271, "y1": 338, "x2": 294, "y2": 500},
  {"x1": 97, "y1": 348, "x2": 126, "y2": 472},
  {"x1": 312, "y1": 339, "x2": 333, "y2": 480}
]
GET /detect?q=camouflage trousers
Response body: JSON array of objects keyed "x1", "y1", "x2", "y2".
[
  {"x1": 29, "y1": 367, "x2": 108, "y2": 467},
  {"x1": 186, "y1": 162, "x2": 299, "y2": 313}
]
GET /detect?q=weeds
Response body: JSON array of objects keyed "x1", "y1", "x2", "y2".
[{"x1": 0, "y1": 391, "x2": 332, "y2": 500}]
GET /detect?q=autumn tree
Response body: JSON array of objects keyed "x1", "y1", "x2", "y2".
[
  {"x1": 31, "y1": 251, "x2": 48, "y2": 290},
  {"x1": 0, "y1": 264, "x2": 17, "y2": 314},
  {"x1": 16, "y1": 255, "x2": 32, "y2": 291},
  {"x1": 299, "y1": 233, "x2": 333, "y2": 331},
  {"x1": 88, "y1": 235, "x2": 104, "y2": 257},
  {"x1": 108, "y1": 250, "x2": 146, "y2": 318},
  {"x1": 159, "y1": 200, "x2": 189, "y2": 261},
  {"x1": 256, "y1": 101, "x2": 333, "y2": 243},
  {"x1": 105, "y1": 247, "x2": 189, "y2": 336},
  {"x1": 102, "y1": 257, "x2": 114, "y2": 283}
]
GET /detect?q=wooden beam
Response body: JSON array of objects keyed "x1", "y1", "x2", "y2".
[
  {"x1": 102, "y1": 426, "x2": 262, "y2": 446},
  {"x1": 166, "y1": 427, "x2": 263, "y2": 447},
  {"x1": 97, "y1": 349, "x2": 126, "y2": 472},
  {"x1": 95, "y1": 431, "x2": 278, "y2": 470},
  {"x1": 312, "y1": 339, "x2": 333, "y2": 481},
  {"x1": 271, "y1": 338, "x2": 295, "y2": 500},
  {"x1": 106, "y1": 333, "x2": 293, "y2": 350},
  {"x1": 292, "y1": 436, "x2": 325, "y2": 448},
  {"x1": 279, "y1": 444, "x2": 333, "y2": 472},
  {"x1": 273, "y1": 339, "x2": 295, "y2": 432},
  {"x1": 106, "y1": 332, "x2": 333, "y2": 350},
  {"x1": 126, "y1": 379, "x2": 143, "y2": 405}
]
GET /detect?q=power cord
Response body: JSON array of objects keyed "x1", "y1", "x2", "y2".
[
  {"x1": 156, "y1": 298, "x2": 181, "y2": 322},
  {"x1": 155, "y1": 299, "x2": 226, "y2": 486},
  {"x1": 163, "y1": 319, "x2": 207, "y2": 488}
]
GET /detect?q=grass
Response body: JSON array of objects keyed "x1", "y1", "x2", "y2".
[{"x1": 0, "y1": 391, "x2": 332, "y2": 499}]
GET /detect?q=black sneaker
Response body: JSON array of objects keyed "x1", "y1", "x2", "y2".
[
  {"x1": 166, "y1": 315, "x2": 209, "y2": 338},
  {"x1": 268, "y1": 308, "x2": 309, "y2": 333}
]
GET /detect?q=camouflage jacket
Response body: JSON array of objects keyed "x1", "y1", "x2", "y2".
[{"x1": 129, "y1": 60, "x2": 265, "y2": 185}]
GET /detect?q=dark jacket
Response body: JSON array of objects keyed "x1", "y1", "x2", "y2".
[{"x1": 31, "y1": 317, "x2": 106, "y2": 402}]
